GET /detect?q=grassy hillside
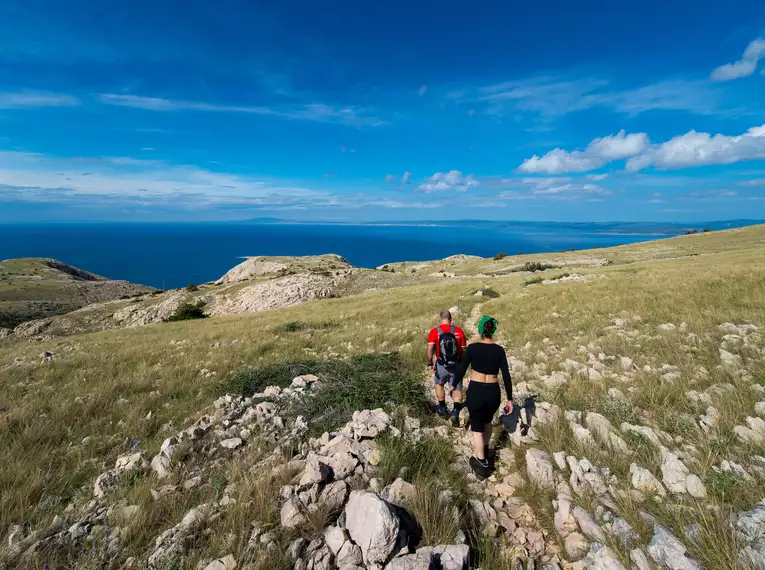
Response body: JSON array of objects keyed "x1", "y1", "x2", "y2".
[
  {"x1": 1, "y1": 225, "x2": 765, "y2": 569},
  {"x1": 0, "y1": 258, "x2": 154, "y2": 329}
]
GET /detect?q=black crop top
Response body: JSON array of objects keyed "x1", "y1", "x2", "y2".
[{"x1": 455, "y1": 342, "x2": 513, "y2": 399}]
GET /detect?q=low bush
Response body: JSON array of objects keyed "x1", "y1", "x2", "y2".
[
  {"x1": 166, "y1": 301, "x2": 207, "y2": 322},
  {"x1": 290, "y1": 353, "x2": 429, "y2": 435},
  {"x1": 274, "y1": 320, "x2": 337, "y2": 334},
  {"x1": 185, "y1": 283, "x2": 199, "y2": 292},
  {"x1": 515, "y1": 261, "x2": 558, "y2": 273},
  {"x1": 217, "y1": 353, "x2": 429, "y2": 435},
  {"x1": 493, "y1": 251, "x2": 507, "y2": 261}
]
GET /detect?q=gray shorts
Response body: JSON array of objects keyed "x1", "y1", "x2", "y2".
[{"x1": 434, "y1": 362, "x2": 462, "y2": 391}]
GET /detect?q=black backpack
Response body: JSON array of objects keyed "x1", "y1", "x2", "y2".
[{"x1": 436, "y1": 326, "x2": 461, "y2": 368}]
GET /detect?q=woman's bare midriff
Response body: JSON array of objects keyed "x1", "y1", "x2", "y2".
[{"x1": 470, "y1": 372, "x2": 499, "y2": 384}]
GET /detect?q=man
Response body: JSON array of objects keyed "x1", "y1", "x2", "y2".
[{"x1": 427, "y1": 309, "x2": 467, "y2": 426}]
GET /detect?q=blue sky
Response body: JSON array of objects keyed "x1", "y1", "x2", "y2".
[{"x1": 1, "y1": 0, "x2": 764, "y2": 223}]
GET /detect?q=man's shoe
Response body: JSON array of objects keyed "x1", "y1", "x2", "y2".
[
  {"x1": 469, "y1": 456, "x2": 489, "y2": 480},
  {"x1": 450, "y1": 409, "x2": 460, "y2": 427},
  {"x1": 436, "y1": 404, "x2": 448, "y2": 417}
]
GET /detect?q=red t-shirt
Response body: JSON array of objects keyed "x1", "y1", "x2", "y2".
[{"x1": 427, "y1": 324, "x2": 467, "y2": 358}]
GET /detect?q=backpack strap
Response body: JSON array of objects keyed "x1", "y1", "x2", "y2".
[
  {"x1": 436, "y1": 326, "x2": 444, "y2": 338},
  {"x1": 450, "y1": 325, "x2": 455, "y2": 334}
]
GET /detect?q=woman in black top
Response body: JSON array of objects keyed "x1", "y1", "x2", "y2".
[{"x1": 454, "y1": 315, "x2": 513, "y2": 479}]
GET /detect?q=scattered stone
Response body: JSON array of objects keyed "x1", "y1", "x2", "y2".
[
  {"x1": 202, "y1": 555, "x2": 237, "y2": 570},
  {"x1": 630, "y1": 463, "x2": 667, "y2": 498},
  {"x1": 647, "y1": 525, "x2": 701, "y2": 570},
  {"x1": 381, "y1": 478, "x2": 417, "y2": 508},
  {"x1": 526, "y1": 448, "x2": 555, "y2": 490},
  {"x1": 220, "y1": 438, "x2": 243, "y2": 450},
  {"x1": 344, "y1": 491, "x2": 400, "y2": 565},
  {"x1": 280, "y1": 497, "x2": 306, "y2": 529}
]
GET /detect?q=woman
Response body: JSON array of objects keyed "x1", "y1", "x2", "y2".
[{"x1": 454, "y1": 315, "x2": 513, "y2": 479}]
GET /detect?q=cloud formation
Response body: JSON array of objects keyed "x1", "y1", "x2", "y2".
[
  {"x1": 0, "y1": 91, "x2": 80, "y2": 109},
  {"x1": 518, "y1": 130, "x2": 649, "y2": 174},
  {"x1": 521, "y1": 123, "x2": 765, "y2": 173},
  {"x1": 711, "y1": 38, "x2": 765, "y2": 81},
  {"x1": 627, "y1": 124, "x2": 765, "y2": 171},
  {"x1": 465, "y1": 76, "x2": 723, "y2": 120},
  {"x1": 100, "y1": 94, "x2": 387, "y2": 127},
  {"x1": 417, "y1": 170, "x2": 478, "y2": 192}
]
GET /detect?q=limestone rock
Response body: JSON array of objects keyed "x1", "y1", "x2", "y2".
[
  {"x1": 565, "y1": 532, "x2": 589, "y2": 561},
  {"x1": 646, "y1": 525, "x2": 701, "y2": 570},
  {"x1": 526, "y1": 448, "x2": 555, "y2": 490},
  {"x1": 381, "y1": 478, "x2": 417, "y2": 508},
  {"x1": 629, "y1": 549, "x2": 653, "y2": 570},
  {"x1": 576, "y1": 542, "x2": 626, "y2": 570},
  {"x1": 203, "y1": 555, "x2": 237, "y2": 570},
  {"x1": 344, "y1": 491, "x2": 400, "y2": 565},
  {"x1": 280, "y1": 497, "x2": 306, "y2": 528},
  {"x1": 630, "y1": 463, "x2": 667, "y2": 498},
  {"x1": 573, "y1": 506, "x2": 606, "y2": 543}
]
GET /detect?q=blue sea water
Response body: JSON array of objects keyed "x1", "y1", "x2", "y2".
[{"x1": 0, "y1": 222, "x2": 729, "y2": 289}]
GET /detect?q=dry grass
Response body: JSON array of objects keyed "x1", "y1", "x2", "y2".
[{"x1": 2, "y1": 225, "x2": 765, "y2": 566}]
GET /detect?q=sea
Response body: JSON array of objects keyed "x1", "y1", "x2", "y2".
[{"x1": 0, "y1": 221, "x2": 757, "y2": 290}]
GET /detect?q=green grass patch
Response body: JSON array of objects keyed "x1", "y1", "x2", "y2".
[{"x1": 375, "y1": 434, "x2": 456, "y2": 487}]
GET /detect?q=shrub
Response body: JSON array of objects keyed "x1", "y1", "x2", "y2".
[
  {"x1": 493, "y1": 251, "x2": 507, "y2": 261},
  {"x1": 290, "y1": 353, "x2": 428, "y2": 435},
  {"x1": 274, "y1": 321, "x2": 337, "y2": 334},
  {"x1": 473, "y1": 288, "x2": 500, "y2": 299},
  {"x1": 166, "y1": 301, "x2": 207, "y2": 322},
  {"x1": 707, "y1": 470, "x2": 741, "y2": 503},
  {"x1": 217, "y1": 353, "x2": 429, "y2": 435},
  {"x1": 511, "y1": 261, "x2": 558, "y2": 273},
  {"x1": 185, "y1": 283, "x2": 199, "y2": 292},
  {"x1": 276, "y1": 321, "x2": 308, "y2": 333}
]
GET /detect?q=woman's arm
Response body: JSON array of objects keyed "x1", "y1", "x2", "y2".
[
  {"x1": 454, "y1": 344, "x2": 472, "y2": 386},
  {"x1": 500, "y1": 347, "x2": 513, "y2": 401}
]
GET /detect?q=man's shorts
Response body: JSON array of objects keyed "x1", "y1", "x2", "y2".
[{"x1": 434, "y1": 362, "x2": 462, "y2": 391}]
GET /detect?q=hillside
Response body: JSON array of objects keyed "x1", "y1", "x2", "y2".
[
  {"x1": 1, "y1": 225, "x2": 765, "y2": 570},
  {"x1": 0, "y1": 258, "x2": 154, "y2": 331}
]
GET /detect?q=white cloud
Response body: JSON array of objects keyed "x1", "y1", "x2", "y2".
[
  {"x1": 401, "y1": 171, "x2": 412, "y2": 184},
  {"x1": 384, "y1": 174, "x2": 397, "y2": 183},
  {"x1": 587, "y1": 173, "x2": 608, "y2": 181},
  {"x1": 711, "y1": 38, "x2": 765, "y2": 82},
  {"x1": 0, "y1": 91, "x2": 80, "y2": 109},
  {"x1": 418, "y1": 85, "x2": 428, "y2": 96},
  {"x1": 741, "y1": 179, "x2": 765, "y2": 186},
  {"x1": 497, "y1": 177, "x2": 610, "y2": 200},
  {"x1": 417, "y1": 170, "x2": 479, "y2": 192},
  {"x1": 466, "y1": 75, "x2": 723, "y2": 120},
  {"x1": 626, "y1": 123, "x2": 765, "y2": 171},
  {"x1": 519, "y1": 130, "x2": 649, "y2": 174},
  {"x1": 100, "y1": 94, "x2": 387, "y2": 127}
]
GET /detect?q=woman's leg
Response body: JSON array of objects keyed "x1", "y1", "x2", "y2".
[
  {"x1": 473, "y1": 430, "x2": 485, "y2": 460},
  {"x1": 483, "y1": 422, "x2": 493, "y2": 450}
]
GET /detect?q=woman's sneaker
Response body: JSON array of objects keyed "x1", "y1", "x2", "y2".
[
  {"x1": 450, "y1": 409, "x2": 460, "y2": 427},
  {"x1": 469, "y1": 456, "x2": 490, "y2": 480}
]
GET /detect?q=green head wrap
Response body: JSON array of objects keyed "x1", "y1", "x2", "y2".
[{"x1": 478, "y1": 315, "x2": 498, "y2": 337}]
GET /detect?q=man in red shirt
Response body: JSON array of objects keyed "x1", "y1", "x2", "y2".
[{"x1": 427, "y1": 309, "x2": 468, "y2": 426}]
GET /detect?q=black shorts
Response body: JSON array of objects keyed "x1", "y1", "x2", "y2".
[{"x1": 466, "y1": 382, "x2": 501, "y2": 432}]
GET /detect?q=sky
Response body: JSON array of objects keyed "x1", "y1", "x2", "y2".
[{"x1": 1, "y1": 0, "x2": 764, "y2": 223}]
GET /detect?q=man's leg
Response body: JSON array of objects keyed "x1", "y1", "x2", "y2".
[
  {"x1": 450, "y1": 385, "x2": 463, "y2": 426},
  {"x1": 434, "y1": 366, "x2": 448, "y2": 416}
]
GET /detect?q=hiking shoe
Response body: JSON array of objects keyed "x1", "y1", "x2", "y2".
[
  {"x1": 469, "y1": 456, "x2": 490, "y2": 480},
  {"x1": 483, "y1": 445, "x2": 495, "y2": 463},
  {"x1": 436, "y1": 404, "x2": 448, "y2": 417},
  {"x1": 450, "y1": 409, "x2": 460, "y2": 427}
]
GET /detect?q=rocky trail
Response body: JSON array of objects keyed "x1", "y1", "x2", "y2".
[{"x1": 5, "y1": 309, "x2": 765, "y2": 569}]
